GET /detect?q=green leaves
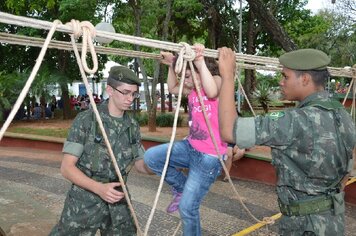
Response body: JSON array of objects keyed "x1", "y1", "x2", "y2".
[{"x1": 252, "y1": 80, "x2": 275, "y2": 114}]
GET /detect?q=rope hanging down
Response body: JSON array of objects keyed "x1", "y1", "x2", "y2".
[
  {"x1": 68, "y1": 24, "x2": 143, "y2": 235},
  {"x1": 143, "y1": 42, "x2": 197, "y2": 236},
  {"x1": 0, "y1": 11, "x2": 355, "y2": 235},
  {"x1": 0, "y1": 20, "x2": 61, "y2": 141},
  {"x1": 0, "y1": 18, "x2": 143, "y2": 236},
  {"x1": 66, "y1": 20, "x2": 98, "y2": 74}
]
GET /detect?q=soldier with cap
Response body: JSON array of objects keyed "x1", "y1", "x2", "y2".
[
  {"x1": 217, "y1": 48, "x2": 356, "y2": 235},
  {"x1": 49, "y1": 65, "x2": 152, "y2": 236}
]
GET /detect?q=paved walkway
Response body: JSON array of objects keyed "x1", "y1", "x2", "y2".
[{"x1": 0, "y1": 146, "x2": 355, "y2": 236}]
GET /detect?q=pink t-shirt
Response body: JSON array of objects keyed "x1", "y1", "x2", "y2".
[{"x1": 187, "y1": 89, "x2": 227, "y2": 156}]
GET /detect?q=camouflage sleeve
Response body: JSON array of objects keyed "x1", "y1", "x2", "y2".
[
  {"x1": 62, "y1": 111, "x2": 90, "y2": 158},
  {"x1": 234, "y1": 110, "x2": 304, "y2": 149},
  {"x1": 254, "y1": 110, "x2": 303, "y2": 148}
]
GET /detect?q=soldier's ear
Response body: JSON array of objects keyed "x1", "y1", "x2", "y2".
[
  {"x1": 106, "y1": 86, "x2": 114, "y2": 96},
  {"x1": 301, "y1": 73, "x2": 311, "y2": 86}
]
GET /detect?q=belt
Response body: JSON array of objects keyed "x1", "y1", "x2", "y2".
[{"x1": 278, "y1": 195, "x2": 333, "y2": 216}]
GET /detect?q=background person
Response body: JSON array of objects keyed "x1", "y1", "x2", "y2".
[{"x1": 218, "y1": 47, "x2": 356, "y2": 235}]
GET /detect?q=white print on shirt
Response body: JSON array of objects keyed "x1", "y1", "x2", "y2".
[{"x1": 191, "y1": 95, "x2": 212, "y2": 115}]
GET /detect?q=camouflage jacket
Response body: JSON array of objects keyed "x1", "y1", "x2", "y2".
[
  {"x1": 234, "y1": 91, "x2": 356, "y2": 203},
  {"x1": 62, "y1": 101, "x2": 145, "y2": 183}
]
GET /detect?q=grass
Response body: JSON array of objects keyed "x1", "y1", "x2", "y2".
[{"x1": 7, "y1": 127, "x2": 68, "y2": 138}]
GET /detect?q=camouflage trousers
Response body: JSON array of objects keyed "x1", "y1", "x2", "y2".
[
  {"x1": 278, "y1": 209, "x2": 345, "y2": 236},
  {"x1": 49, "y1": 184, "x2": 136, "y2": 236}
]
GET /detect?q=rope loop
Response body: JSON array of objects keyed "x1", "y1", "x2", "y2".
[
  {"x1": 262, "y1": 216, "x2": 276, "y2": 225},
  {"x1": 174, "y1": 42, "x2": 196, "y2": 74},
  {"x1": 66, "y1": 19, "x2": 98, "y2": 74},
  {"x1": 80, "y1": 21, "x2": 96, "y2": 38}
]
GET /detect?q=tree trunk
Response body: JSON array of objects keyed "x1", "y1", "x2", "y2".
[
  {"x1": 246, "y1": 0, "x2": 298, "y2": 52},
  {"x1": 148, "y1": 61, "x2": 159, "y2": 132},
  {"x1": 168, "y1": 93, "x2": 173, "y2": 112},
  {"x1": 207, "y1": 5, "x2": 220, "y2": 49},
  {"x1": 159, "y1": 0, "x2": 173, "y2": 113},
  {"x1": 159, "y1": 64, "x2": 166, "y2": 113},
  {"x1": 243, "y1": 9, "x2": 258, "y2": 111},
  {"x1": 57, "y1": 49, "x2": 71, "y2": 120},
  {"x1": 40, "y1": 95, "x2": 46, "y2": 119},
  {"x1": 60, "y1": 84, "x2": 70, "y2": 119},
  {"x1": 129, "y1": 0, "x2": 156, "y2": 132}
]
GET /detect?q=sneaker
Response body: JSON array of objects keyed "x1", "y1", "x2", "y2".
[{"x1": 166, "y1": 189, "x2": 182, "y2": 213}]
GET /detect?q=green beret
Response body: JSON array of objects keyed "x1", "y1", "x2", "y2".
[
  {"x1": 279, "y1": 49, "x2": 330, "y2": 71},
  {"x1": 109, "y1": 66, "x2": 141, "y2": 86}
]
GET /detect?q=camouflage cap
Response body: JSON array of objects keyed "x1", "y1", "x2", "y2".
[
  {"x1": 279, "y1": 49, "x2": 330, "y2": 71},
  {"x1": 108, "y1": 66, "x2": 141, "y2": 86}
]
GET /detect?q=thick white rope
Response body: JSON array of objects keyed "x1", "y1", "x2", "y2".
[
  {"x1": 183, "y1": 46, "x2": 265, "y2": 224},
  {"x1": 0, "y1": 20, "x2": 61, "y2": 141},
  {"x1": 0, "y1": 32, "x2": 161, "y2": 60},
  {"x1": 0, "y1": 16, "x2": 142, "y2": 235},
  {"x1": 342, "y1": 78, "x2": 354, "y2": 106},
  {"x1": 69, "y1": 29, "x2": 143, "y2": 236},
  {"x1": 235, "y1": 65, "x2": 257, "y2": 117},
  {"x1": 0, "y1": 11, "x2": 353, "y2": 233},
  {"x1": 143, "y1": 48, "x2": 191, "y2": 236},
  {"x1": 66, "y1": 20, "x2": 98, "y2": 74},
  {"x1": 0, "y1": 12, "x2": 354, "y2": 78},
  {"x1": 342, "y1": 67, "x2": 356, "y2": 120},
  {"x1": 151, "y1": 43, "x2": 268, "y2": 232}
]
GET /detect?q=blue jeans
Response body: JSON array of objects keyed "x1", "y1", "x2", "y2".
[{"x1": 144, "y1": 139, "x2": 222, "y2": 236}]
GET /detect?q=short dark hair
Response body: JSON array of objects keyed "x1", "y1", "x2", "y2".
[{"x1": 294, "y1": 69, "x2": 330, "y2": 87}]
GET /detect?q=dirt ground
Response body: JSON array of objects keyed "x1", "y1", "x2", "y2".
[{"x1": 7, "y1": 119, "x2": 190, "y2": 140}]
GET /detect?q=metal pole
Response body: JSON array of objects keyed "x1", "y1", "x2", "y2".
[{"x1": 237, "y1": 0, "x2": 243, "y2": 112}]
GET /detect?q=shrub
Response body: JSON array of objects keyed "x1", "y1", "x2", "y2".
[
  {"x1": 156, "y1": 113, "x2": 183, "y2": 127},
  {"x1": 132, "y1": 112, "x2": 149, "y2": 126}
]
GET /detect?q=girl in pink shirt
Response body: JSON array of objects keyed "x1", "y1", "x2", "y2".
[{"x1": 144, "y1": 44, "x2": 227, "y2": 236}]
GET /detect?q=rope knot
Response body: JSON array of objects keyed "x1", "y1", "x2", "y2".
[
  {"x1": 67, "y1": 20, "x2": 96, "y2": 39},
  {"x1": 66, "y1": 19, "x2": 98, "y2": 74},
  {"x1": 262, "y1": 216, "x2": 276, "y2": 225},
  {"x1": 352, "y1": 64, "x2": 356, "y2": 79},
  {"x1": 80, "y1": 21, "x2": 97, "y2": 38},
  {"x1": 174, "y1": 42, "x2": 196, "y2": 74}
]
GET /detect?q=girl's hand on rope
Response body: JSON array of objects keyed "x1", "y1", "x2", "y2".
[
  {"x1": 192, "y1": 43, "x2": 205, "y2": 69},
  {"x1": 193, "y1": 43, "x2": 204, "y2": 61},
  {"x1": 160, "y1": 51, "x2": 175, "y2": 67},
  {"x1": 218, "y1": 47, "x2": 236, "y2": 81},
  {"x1": 97, "y1": 182, "x2": 125, "y2": 204}
]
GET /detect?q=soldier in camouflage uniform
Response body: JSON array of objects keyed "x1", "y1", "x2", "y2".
[
  {"x1": 218, "y1": 48, "x2": 356, "y2": 235},
  {"x1": 49, "y1": 66, "x2": 152, "y2": 236}
]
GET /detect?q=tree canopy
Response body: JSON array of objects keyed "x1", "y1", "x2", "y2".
[{"x1": 0, "y1": 0, "x2": 355, "y2": 123}]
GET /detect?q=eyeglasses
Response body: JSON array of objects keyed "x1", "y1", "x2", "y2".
[{"x1": 111, "y1": 86, "x2": 140, "y2": 99}]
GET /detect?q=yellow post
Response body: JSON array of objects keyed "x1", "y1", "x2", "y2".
[
  {"x1": 232, "y1": 213, "x2": 282, "y2": 236},
  {"x1": 232, "y1": 177, "x2": 356, "y2": 236},
  {"x1": 346, "y1": 177, "x2": 356, "y2": 186}
]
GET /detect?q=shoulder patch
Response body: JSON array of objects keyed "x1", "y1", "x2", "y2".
[{"x1": 268, "y1": 111, "x2": 285, "y2": 121}]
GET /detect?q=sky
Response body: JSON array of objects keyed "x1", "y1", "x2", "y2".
[{"x1": 305, "y1": 0, "x2": 334, "y2": 13}]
